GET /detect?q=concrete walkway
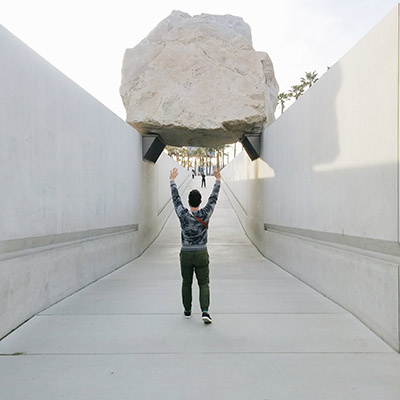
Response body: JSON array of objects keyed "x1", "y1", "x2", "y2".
[{"x1": 1, "y1": 176, "x2": 400, "y2": 399}]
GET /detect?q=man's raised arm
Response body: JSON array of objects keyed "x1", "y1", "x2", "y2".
[
  {"x1": 170, "y1": 168, "x2": 184, "y2": 216},
  {"x1": 203, "y1": 168, "x2": 221, "y2": 214},
  {"x1": 213, "y1": 167, "x2": 221, "y2": 182}
]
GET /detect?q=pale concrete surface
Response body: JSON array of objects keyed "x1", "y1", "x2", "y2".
[
  {"x1": 222, "y1": 5, "x2": 400, "y2": 351},
  {"x1": 0, "y1": 24, "x2": 191, "y2": 339},
  {"x1": 1, "y1": 177, "x2": 400, "y2": 399}
]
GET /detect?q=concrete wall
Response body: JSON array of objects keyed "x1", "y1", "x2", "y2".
[
  {"x1": 222, "y1": 5, "x2": 400, "y2": 351},
  {"x1": 0, "y1": 25, "x2": 190, "y2": 339}
]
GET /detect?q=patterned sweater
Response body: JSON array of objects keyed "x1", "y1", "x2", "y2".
[{"x1": 170, "y1": 180, "x2": 221, "y2": 251}]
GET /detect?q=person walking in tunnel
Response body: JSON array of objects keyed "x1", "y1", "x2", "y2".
[
  {"x1": 169, "y1": 166, "x2": 221, "y2": 324},
  {"x1": 201, "y1": 171, "x2": 206, "y2": 187}
]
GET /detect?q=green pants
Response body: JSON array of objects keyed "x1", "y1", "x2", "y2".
[{"x1": 180, "y1": 249, "x2": 210, "y2": 312}]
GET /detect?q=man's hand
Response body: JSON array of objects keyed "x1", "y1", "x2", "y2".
[
  {"x1": 170, "y1": 168, "x2": 179, "y2": 181},
  {"x1": 213, "y1": 167, "x2": 221, "y2": 181}
]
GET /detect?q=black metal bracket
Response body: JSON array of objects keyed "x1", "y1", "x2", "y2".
[
  {"x1": 142, "y1": 134, "x2": 166, "y2": 163},
  {"x1": 240, "y1": 134, "x2": 261, "y2": 161}
]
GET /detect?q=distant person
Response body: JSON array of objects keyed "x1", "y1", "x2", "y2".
[
  {"x1": 169, "y1": 167, "x2": 221, "y2": 324},
  {"x1": 192, "y1": 168, "x2": 195, "y2": 179},
  {"x1": 201, "y1": 172, "x2": 206, "y2": 187}
]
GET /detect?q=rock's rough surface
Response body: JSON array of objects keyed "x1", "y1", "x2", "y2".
[{"x1": 120, "y1": 11, "x2": 279, "y2": 147}]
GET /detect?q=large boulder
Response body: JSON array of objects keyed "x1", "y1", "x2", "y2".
[{"x1": 120, "y1": 10, "x2": 279, "y2": 147}]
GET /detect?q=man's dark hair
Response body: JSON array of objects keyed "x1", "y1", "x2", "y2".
[{"x1": 188, "y1": 189, "x2": 202, "y2": 208}]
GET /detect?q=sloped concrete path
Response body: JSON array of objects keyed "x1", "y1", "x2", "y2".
[{"x1": 1, "y1": 177, "x2": 400, "y2": 399}]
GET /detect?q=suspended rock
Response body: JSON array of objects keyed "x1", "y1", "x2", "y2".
[{"x1": 120, "y1": 10, "x2": 279, "y2": 147}]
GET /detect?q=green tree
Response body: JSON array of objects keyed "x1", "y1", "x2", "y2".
[
  {"x1": 300, "y1": 71, "x2": 318, "y2": 88},
  {"x1": 165, "y1": 145, "x2": 179, "y2": 163},
  {"x1": 175, "y1": 147, "x2": 186, "y2": 167},
  {"x1": 194, "y1": 147, "x2": 207, "y2": 174},
  {"x1": 277, "y1": 92, "x2": 289, "y2": 114},
  {"x1": 205, "y1": 147, "x2": 215, "y2": 174},
  {"x1": 288, "y1": 84, "x2": 305, "y2": 100}
]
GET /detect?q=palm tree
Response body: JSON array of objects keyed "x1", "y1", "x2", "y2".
[
  {"x1": 220, "y1": 145, "x2": 230, "y2": 168},
  {"x1": 186, "y1": 147, "x2": 193, "y2": 170},
  {"x1": 165, "y1": 145, "x2": 174, "y2": 158},
  {"x1": 191, "y1": 147, "x2": 203, "y2": 174},
  {"x1": 199, "y1": 147, "x2": 208, "y2": 173},
  {"x1": 214, "y1": 146, "x2": 220, "y2": 169},
  {"x1": 177, "y1": 147, "x2": 187, "y2": 167},
  {"x1": 211, "y1": 144, "x2": 231, "y2": 169},
  {"x1": 300, "y1": 71, "x2": 318, "y2": 88},
  {"x1": 205, "y1": 147, "x2": 215, "y2": 174},
  {"x1": 192, "y1": 147, "x2": 199, "y2": 174},
  {"x1": 212, "y1": 145, "x2": 223, "y2": 169},
  {"x1": 288, "y1": 84, "x2": 305, "y2": 100},
  {"x1": 223, "y1": 146, "x2": 230, "y2": 168},
  {"x1": 183, "y1": 147, "x2": 189, "y2": 168},
  {"x1": 277, "y1": 92, "x2": 289, "y2": 114},
  {"x1": 166, "y1": 145, "x2": 179, "y2": 163}
]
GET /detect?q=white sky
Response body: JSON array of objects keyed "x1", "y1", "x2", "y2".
[{"x1": 1, "y1": 0, "x2": 399, "y2": 119}]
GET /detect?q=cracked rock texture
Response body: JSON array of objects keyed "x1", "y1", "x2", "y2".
[{"x1": 120, "y1": 10, "x2": 279, "y2": 147}]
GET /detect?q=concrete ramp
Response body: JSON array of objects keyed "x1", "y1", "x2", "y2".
[{"x1": 1, "y1": 177, "x2": 399, "y2": 399}]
